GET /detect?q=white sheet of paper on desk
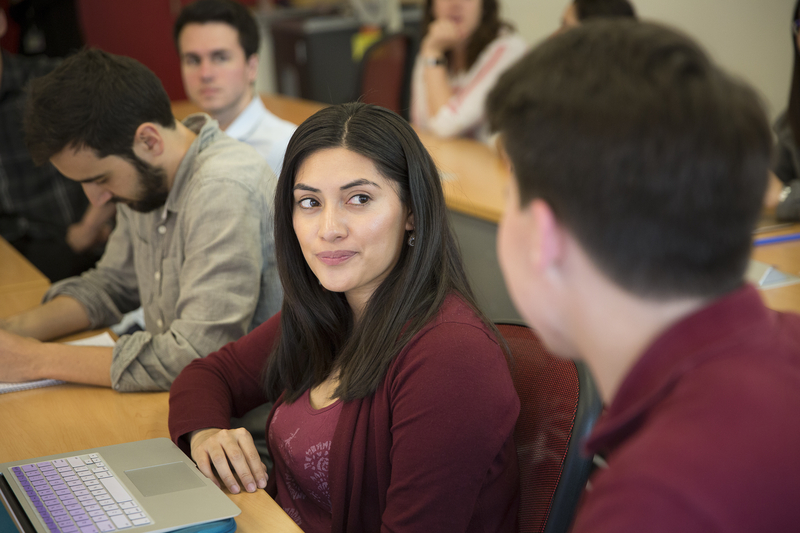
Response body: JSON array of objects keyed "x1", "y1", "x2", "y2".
[
  {"x1": 746, "y1": 260, "x2": 800, "y2": 290},
  {"x1": 0, "y1": 332, "x2": 116, "y2": 394}
]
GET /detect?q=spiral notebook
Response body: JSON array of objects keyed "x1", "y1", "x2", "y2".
[{"x1": 0, "y1": 332, "x2": 116, "y2": 394}]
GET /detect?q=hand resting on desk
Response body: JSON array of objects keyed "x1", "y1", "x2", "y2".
[
  {"x1": 0, "y1": 296, "x2": 113, "y2": 386},
  {"x1": 190, "y1": 427, "x2": 268, "y2": 495}
]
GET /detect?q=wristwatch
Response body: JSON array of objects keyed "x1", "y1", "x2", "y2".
[{"x1": 423, "y1": 56, "x2": 447, "y2": 68}]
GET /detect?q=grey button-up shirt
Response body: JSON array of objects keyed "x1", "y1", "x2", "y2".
[{"x1": 44, "y1": 115, "x2": 282, "y2": 391}]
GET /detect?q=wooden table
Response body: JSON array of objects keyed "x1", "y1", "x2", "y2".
[
  {"x1": 0, "y1": 237, "x2": 303, "y2": 533},
  {"x1": 0, "y1": 237, "x2": 50, "y2": 295},
  {"x1": 752, "y1": 224, "x2": 800, "y2": 314},
  {"x1": 172, "y1": 93, "x2": 326, "y2": 126},
  {"x1": 0, "y1": 386, "x2": 302, "y2": 533}
]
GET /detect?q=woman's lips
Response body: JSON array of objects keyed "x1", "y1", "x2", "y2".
[{"x1": 317, "y1": 251, "x2": 356, "y2": 265}]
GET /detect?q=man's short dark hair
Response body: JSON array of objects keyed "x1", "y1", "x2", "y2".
[
  {"x1": 24, "y1": 49, "x2": 175, "y2": 164},
  {"x1": 487, "y1": 20, "x2": 771, "y2": 299},
  {"x1": 174, "y1": 0, "x2": 260, "y2": 58},
  {"x1": 574, "y1": 0, "x2": 636, "y2": 21}
]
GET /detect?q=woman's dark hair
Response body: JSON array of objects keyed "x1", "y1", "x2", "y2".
[
  {"x1": 264, "y1": 102, "x2": 493, "y2": 403},
  {"x1": 421, "y1": 0, "x2": 507, "y2": 71},
  {"x1": 788, "y1": 0, "x2": 800, "y2": 143}
]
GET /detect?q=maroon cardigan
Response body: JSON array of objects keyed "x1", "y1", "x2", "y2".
[{"x1": 169, "y1": 296, "x2": 520, "y2": 533}]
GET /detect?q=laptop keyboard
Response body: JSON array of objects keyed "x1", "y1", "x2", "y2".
[{"x1": 10, "y1": 453, "x2": 152, "y2": 533}]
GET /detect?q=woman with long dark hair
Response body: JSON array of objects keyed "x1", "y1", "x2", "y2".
[
  {"x1": 410, "y1": 0, "x2": 526, "y2": 141},
  {"x1": 169, "y1": 103, "x2": 520, "y2": 533},
  {"x1": 772, "y1": 0, "x2": 800, "y2": 220}
]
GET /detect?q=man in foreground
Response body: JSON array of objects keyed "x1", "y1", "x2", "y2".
[
  {"x1": 488, "y1": 20, "x2": 800, "y2": 531},
  {"x1": 174, "y1": 0, "x2": 296, "y2": 175},
  {"x1": 0, "y1": 49, "x2": 281, "y2": 392}
]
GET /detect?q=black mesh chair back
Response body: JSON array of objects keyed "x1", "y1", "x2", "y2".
[{"x1": 497, "y1": 322, "x2": 603, "y2": 533}]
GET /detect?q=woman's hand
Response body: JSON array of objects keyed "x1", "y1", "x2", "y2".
[
  {"x1": 421, "y1": 18, "x2": 461, "y2": 58},
  {"x1": 189, "y1": 427, "x2": 268, "y2": 494}
]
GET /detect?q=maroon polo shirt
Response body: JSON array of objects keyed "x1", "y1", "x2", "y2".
[{"x1": 572, "y1": 284, "x2": 800, "y2": 533}]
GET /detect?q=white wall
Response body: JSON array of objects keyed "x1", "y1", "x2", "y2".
[{"x1": 500, "y1": 0, "x2": 795, "y2": 121}]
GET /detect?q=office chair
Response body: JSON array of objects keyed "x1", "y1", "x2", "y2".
[
  {"x1": 354, "y1": 32, "x2": 413, "y2": 119},
  {"x1": 496, "y1": 322, "x2": 603, "y2": 533}
]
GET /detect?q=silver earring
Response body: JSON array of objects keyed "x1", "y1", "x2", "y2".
[{"x1": 408, "y1": 234, "x2": 415, "y2": 247}]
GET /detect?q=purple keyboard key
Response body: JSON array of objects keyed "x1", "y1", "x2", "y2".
[
  {"x1": 52, "y1": 509, "x2": 69, "y2": 517},
  {"x1": 75, "y1": 519, "x2": 93, "y2": 527},
  {"x1": 22, "y1": 464, "x2": 38, "y2": 472},
  {"x1": 56, "y1": 516, "x2": 74, "y2": 525},
  {"x1": 63, "y1": 527, "x2": 79, "y2": 533},
  {"x1": 56, "y1": 489, "x2": 72, "y2": 496},
  {"x1": 66, "y1": 504, "x2": 82, "y2": 511},
  {"x1": 69, "y1": 509, "x2": 87, "y2": 517},
  {"x1": 95, "y1": 521, "x2": 115, "y2": 533},
  {"x1": 80, "y1": 526, "x2": 99, "y2": 533},
  {"x1": 38, "y1": 462, "x2": 51, "y2": 468}
]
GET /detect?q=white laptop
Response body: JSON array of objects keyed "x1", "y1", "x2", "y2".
[{"x1": 0, "y1": 438, "x2": 240, "y2": 533}]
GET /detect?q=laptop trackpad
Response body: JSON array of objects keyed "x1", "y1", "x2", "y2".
[{"x1": 125, "y1": 462, "x2": 205, "y2": 496}]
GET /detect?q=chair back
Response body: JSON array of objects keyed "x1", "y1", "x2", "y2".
[
  {"x1": 355, "y1": 32, "x2": 412, "y2": 118},
  {"x1": 497, "y1": 323, "x2": 603, "y2": 533}
]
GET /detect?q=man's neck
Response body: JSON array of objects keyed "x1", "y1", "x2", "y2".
[
  {"x1": 213, "y1": 88, "x2": 254, "y2": 131},
  {"x1": 563, "y1": 248, "x2": 709, "y2": 403},
  {"x1": 161, "y1": 121, "x2": 199, "y2": 191}
]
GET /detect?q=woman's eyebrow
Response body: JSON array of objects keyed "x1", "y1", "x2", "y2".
[
  {"x1": 340, "y1": 179, "x2": 381, "y2": 190},
  {"x1": 293, "y1": 179, "x2": 381, "y2": 193}
]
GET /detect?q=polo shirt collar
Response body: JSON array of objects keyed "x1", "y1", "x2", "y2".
[{"x1": 585, "y1": 284, "x2": 771, "y2": 455}]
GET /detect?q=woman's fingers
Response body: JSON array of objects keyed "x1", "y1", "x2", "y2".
[{"x1": 189, "y1": 427, "x2": 268, "y2": 494}]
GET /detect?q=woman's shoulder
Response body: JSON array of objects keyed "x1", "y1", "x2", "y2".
[
  {"x1": 469, "y1": 30, "x2": 528, "y2": 75},
  {"x1": 402, "y1": 295, "x2": 502, "y2": 361},
  {"x1": 383, "y1": 296, "x2": 514, "y2": 401},
  {"x1": 484, "y1": 29, "x2": 528, "y2": 56}
]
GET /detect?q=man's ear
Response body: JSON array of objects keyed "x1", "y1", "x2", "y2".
[
  {"x1": 132, "y1": 123, "x2": 165, "y2": 161},
  {"x1": 528, "y1": 198, "x2": 564, "y2": 274},
  {"x1": 246, "y1": 53, "x2": 259, "y2": 85}
]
